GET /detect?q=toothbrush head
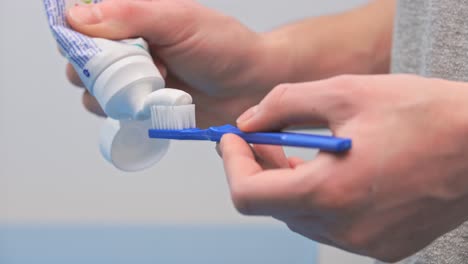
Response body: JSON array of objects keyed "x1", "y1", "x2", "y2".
[{"x1": 150, "y1": 104, "x2": 197, "y2": 130}]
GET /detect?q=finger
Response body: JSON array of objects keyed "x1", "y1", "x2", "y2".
[
  {"x1": 153, "y1": 58, "x2": 168, "y2": 79},
  {"x1": 220, "y1": 134, "x2": 318, "y2": 216},
  {"x1": 82, "y1": 91, "x2": 106, "y2": 117},
  {"x1": 284, "y1": 220, "x2": 336, "y2": 247},
  {"x1": 218, "y1": 140, "x2": 288, "y2": 169},
  {"x1": 66, "y1": 63, "x2": 85, "y2": 88},
  {"x1": 288, "y1": 157, "x2": 305, "y2": 168},
  {"x1": 237, "y1": 77, "x2": 358, "y2": 132},
  {"x1": 67, "y1": 0, "x2": 202, "y2": 45},
  {"x1": 252, "y1": 144, "x2": 290, "y2": 170},
  {"x1": 285, "y1": 221, "x2": 346, "y2": 251},
  {"x1": 220, "y1": 134, "x2": 263, "y2": 185}
]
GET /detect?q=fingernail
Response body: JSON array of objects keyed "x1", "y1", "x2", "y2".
[
  {"x1": 68, "y1": 4, "x2": 103, "y2": 25},
  {"x1": 236, "y1": 105, "x2": 259, "y2": 125}
]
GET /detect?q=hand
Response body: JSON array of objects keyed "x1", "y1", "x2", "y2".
[
  {"x1": 220, "y1": 74, "x2": 468, "y2": 262},
  {"x1": 65, "y1": 0, "x2": 286, "y2": 126}
]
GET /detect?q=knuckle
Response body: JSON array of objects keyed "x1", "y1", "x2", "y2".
[
  {"x1": 107, "y1": 0, "x2": 144, "y2": 24},
  {"x1": 376, "y1": 254, "x2": 408, "y2": 263},
  {"x1": 82, "y1": 100, "x2": 94, "y2": 115},
  {"x1": 82, "y1": 93, "x2": 103, "y2": 116},
  {"x1": 335, "y1": 228, "x2": 372, "y2": 250},
  {"x1": 96, "y1": 0, "x2": 146, "y2": 38},
  {"x1": 327, "y1": 75, "x2": 365, "y2": 101},
  {"x1": 366, "y1": 239, "x2": 414, "y2": 263},
  {"x1": 65, "y1": 64, "x2": 75, "y2": 80},
  {"x1": 266, "y1": 83, "x2": 293, "y2": 109},
  {"x1": 346, "y1": 230, "x2": 370, "y2": 249},
  {"x1": 318, "y1": 75, "x2": 363, "y2": 117},
  {"x1": 286, "y1": 223, "x2": 301, "y2": 235},
  {"x1": 369, "y1": 245, "x2": 407, "y2": 263},
  {"x1": 230, "y1": 185, "x2": 252, "y2": 215},
  {"x1": 82, "y1": 93, "x2": 94, "y2": 108},
  {"x1": 66, "y1": 64, "x2": 82, "y2": 86},
  {"x1": 115, "y1": 1, "x2": 138, "y2": 20},
  {"x1": 313, "y1": 182, "x2": 357, "y2": 212}
]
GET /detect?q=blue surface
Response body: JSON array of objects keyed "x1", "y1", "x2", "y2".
[{"x1": 0, "y1": 225, "x2": 316, "y2": 264}]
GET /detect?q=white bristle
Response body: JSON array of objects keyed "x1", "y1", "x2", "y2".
[{"x1": 151, "y1": 104, "x2": 196, "y2": 130}]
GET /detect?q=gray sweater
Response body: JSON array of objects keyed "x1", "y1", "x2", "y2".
[{"x1": 380, "y1": 0, "x2": 468, "y2": 263}]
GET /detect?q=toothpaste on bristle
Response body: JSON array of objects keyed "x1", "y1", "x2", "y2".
[
  {"x1": 142, "y1": 88, "x2": 196, "y2": 130},
  {"x1": 151, "y1": 105, "x2": 196, "y2": 130},
  {"x1": 137, "y1": 88, "x2": 192, "y2": 118}
]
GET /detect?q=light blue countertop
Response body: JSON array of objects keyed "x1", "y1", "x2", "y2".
[{"x1": 0, "y1": 225, "x2": 317, "y2": 264}]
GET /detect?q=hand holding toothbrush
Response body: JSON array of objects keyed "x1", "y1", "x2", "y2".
[{"x1": 220, "y1": 75, "x2": 468, "y2": 262}]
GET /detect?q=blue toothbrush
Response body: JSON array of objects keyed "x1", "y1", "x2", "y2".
[
  {"x1": 149, "y1": 124, "x2": 351, "y2": 153},
  {"x1": 149, "y1": 105, "x2": 352, "y2": 153}
]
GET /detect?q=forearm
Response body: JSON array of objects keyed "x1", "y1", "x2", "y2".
[{"x1": 258, "y1": 0, "x2": 396, "y2": 85}]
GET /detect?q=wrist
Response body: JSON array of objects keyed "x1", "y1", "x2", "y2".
[
  {"x1": 255, "y1": 31, "x2": 296, "y2": 88},
  {"x1": 257, "y1": 18, "x2": 373, "y2": 83},
  {"x1": 253, "y1": 19, "x2": 377, "y2": 86},
  {"x1": 308, "y1": 4, "x2": 394, "y2": 77},
  {"x1": 224, "y1": 30, "x2": 294, "y2": 103},
  {"x1": 252, "y1": 0, "x2": 395, "y2": 83},
  {"x1": 426, "y1": 79, "x2": 468, "y2": 200}
]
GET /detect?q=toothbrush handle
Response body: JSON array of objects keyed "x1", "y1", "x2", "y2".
[{"x1": 237, "y1": 132, "x2": 351, "y2": 152}]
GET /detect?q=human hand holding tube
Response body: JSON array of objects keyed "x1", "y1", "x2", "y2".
[
  {"x1": 65, "y1": 0, "x2": 395, "y2": 127},
  {"x1": 65, "y1": 0, "x2": 282, "y2": 127},
  {"x1": 220, "y1": 74, "x2": 468, "y2": 261}
]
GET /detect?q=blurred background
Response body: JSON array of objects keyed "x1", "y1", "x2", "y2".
[{"x1": 0, "y1": 0, "x2": 373, "y2": 263}]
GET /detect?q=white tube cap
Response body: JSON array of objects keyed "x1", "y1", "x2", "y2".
[
  {"x1": 99, "y1": 118, "x2": 170, "y2": 172},
  {"x1": 93, "y1": 55, "x2": 165, "y2": 120}
]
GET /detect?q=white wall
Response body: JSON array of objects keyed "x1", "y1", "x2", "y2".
[{"x1": 0, "y1": 1, "x2": 373, "y2": 263}]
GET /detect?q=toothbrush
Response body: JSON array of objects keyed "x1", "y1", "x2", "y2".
[{"x1": 148, "y1": 105, "x2": 352, "y2": 153}]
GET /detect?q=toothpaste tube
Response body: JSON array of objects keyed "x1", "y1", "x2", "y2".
[
  {"x1": 44, "y1": 0, "x2": 180, "y2": 172},
  {"x1": 44, "y1": 0, "x2": 165, "y2": 120}
]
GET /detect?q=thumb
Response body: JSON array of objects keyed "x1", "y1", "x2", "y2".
[
  {"x1": 67, "y1": 0, "x2": 199, "y2": 45},
  {"x1": 237, "y1": 78, "x2": 357, "y2": 132}
]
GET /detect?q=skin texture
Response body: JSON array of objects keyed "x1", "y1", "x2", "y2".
[
  {"x1": 65, "y1": 0, "x2": 394, "y2": 126},
  {"x1": 62, "y1": 0, "x2": 468, "y2": 261},
  {"x1": 221, "y1": 75, "x2": 468, "y2": 262}
]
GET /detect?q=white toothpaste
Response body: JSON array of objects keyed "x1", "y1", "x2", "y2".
[{"x1": 44, "y1": 0, "x2": 193, "y2": 171}]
